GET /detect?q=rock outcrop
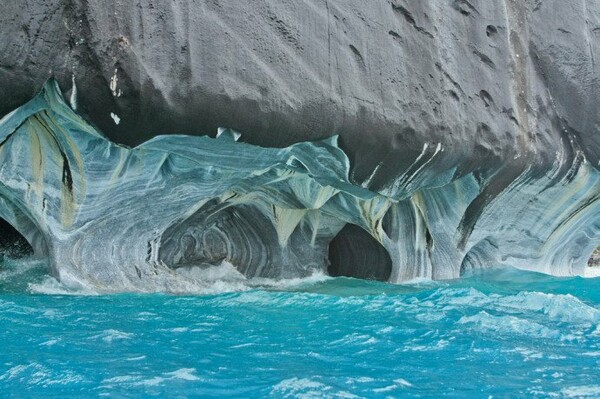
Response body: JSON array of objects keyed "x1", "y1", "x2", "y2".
[{"x1": 0, "y1": 1, "x2": 599, "y2": 290}]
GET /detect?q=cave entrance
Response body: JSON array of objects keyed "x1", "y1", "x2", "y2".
[
  {"x1": 0, "y1": 217, "x2": 34, "y2": 259},
  {"x1": 159, "y1": 200, "x2": 280, "y2": 278},
  {"x1": 327, "y1": 224, "x2": 392, "y2": 281}
]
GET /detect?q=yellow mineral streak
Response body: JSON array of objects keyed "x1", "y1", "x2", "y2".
[
  {"x1": 109, "y1": 150, "x2": 128, "y2": 186},
  {"x1": 28, "y1": 124, "x2": 45, "y2": 208},
  {"x1": 359, "y1": 196, "x2": 393, "y2": 242},
  {"x1": 273, "y1": 206, "x2": 307, "y2": 246},
  {"x1": 60, "y1": 181, "x2": 76, "y2": 227},
  {"x1": 30, "y1": 114, "x2": 76, "y2": 228}
]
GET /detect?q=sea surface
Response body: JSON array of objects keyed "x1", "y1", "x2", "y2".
[{"x1": 1, "y1": 256, "x2": 600, "y2": 398}]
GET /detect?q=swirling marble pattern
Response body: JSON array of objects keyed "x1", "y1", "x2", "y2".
[{"x1": 0, "y1": 81, "x2": 598, "y2": 292}]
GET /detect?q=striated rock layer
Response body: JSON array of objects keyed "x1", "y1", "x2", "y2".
[
  {"x1": 0, "y1": 1, "x2": 599, "y2": 290},
  {"x1": 0, "y1": 81, "x2": 599, "y2": 292}
]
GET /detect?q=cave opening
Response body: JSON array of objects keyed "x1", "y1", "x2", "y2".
[
  {"x1": 0, "y1": 217, "x2": 34, "y2": 259},
  {"x1": 327, "y1": 223, "x2": 392, "y2": 281},
  {"x1": 159, "y1": 200, "x2": 280, "y2": 278}
]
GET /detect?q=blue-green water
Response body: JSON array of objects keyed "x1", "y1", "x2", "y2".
[{"x1": 1, "y1": 258, "x2": 600, "y2": 398}]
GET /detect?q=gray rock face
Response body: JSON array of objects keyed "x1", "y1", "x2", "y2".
[{"x1": 2, "y1": 1, "x2": 598, "y2": 182}]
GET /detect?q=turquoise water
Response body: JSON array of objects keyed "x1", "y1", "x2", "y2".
[{"x1": 1, "y1": 257, "x2": 600, "y2": 398}]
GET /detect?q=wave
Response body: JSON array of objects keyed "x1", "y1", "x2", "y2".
[{"x1": 18, "y1": 259, "x2": 333, "y2": 296}]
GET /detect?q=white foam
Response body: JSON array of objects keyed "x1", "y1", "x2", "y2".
[
  {"x1": 361, "y1": 378, "x2": 412, "y2": 394},
  {"x1": 125, "y1": 355, "x2": 146, "y2": 361},
  {"x1": 399, "y1": 277, "x2": 438, "y2": 285},
  {"x1": 28, "y1": 276, "x2": 98, "y2": 296},
  {"x1": 584, "y1": 267, "x2": 600, "y2": 278},
  {"x1": 89, "y1": 329, "x2": 134, "y2": 343},
  {"x1": 394, "y1": 378, "x2": 413, "y2": 387},
  {"x1": 581, "y1": 351, "x2": 600, "y2": 357},
  {"x1": 171, "y1": 261, "x2": 331, "y2": 295},
  {"x1": 102, "y1": 375, "x2": 137, "y2": 383},
  {"x1": 0, "y1": 363, "x2": 83, "y2": 386},
  {"x1": 134, "y1": 376, "x2": 164, "y2": 386},
  {"x1": 249, "y1": 271, "x2": 331, "y2": 290},
  {"x1": 164, "y1": 368, "x2": 200, "y2": 381},
  {"x1": 0, "y1": 256, "x2": 47, "y2": 285},
  {"x1": 503, "y1": 347, "x2": 545, "y2": 361},
  {"x1": 561, "y1": 385, "x2": 600, "y2": 397},
  {"x1": 434, "y1": 288, "x2": 600, "y2": 325},
  {"x1": 51, "y1": 261, "x2": 331, "y2": 296},
  {"x1": 458, "y1": 311, "x2": 560, "y2": 339},
  {"x1": 373, "y1": 385, "x2": 396, "y2": 393},
  {"x1": 229, "y1": 343, "x2": 255, "y2": 349},
  {"x1": 271, "y1": 378, "x2": 343, "y2": 399},
  {"x1": 500, "y1": 292, "x2": 600, "y2": 324},
  {"x1": 106, "y1": 368, "x2": 201, "y2": 388}
]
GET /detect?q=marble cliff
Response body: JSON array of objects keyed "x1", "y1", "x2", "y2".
[{"x1": 0, "y1": 1, "x2": 599, "y2": 291}]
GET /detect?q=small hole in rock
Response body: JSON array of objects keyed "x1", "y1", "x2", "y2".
[{"x1": 328, "y1": 224, "x2": 392, "y2": 281}]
